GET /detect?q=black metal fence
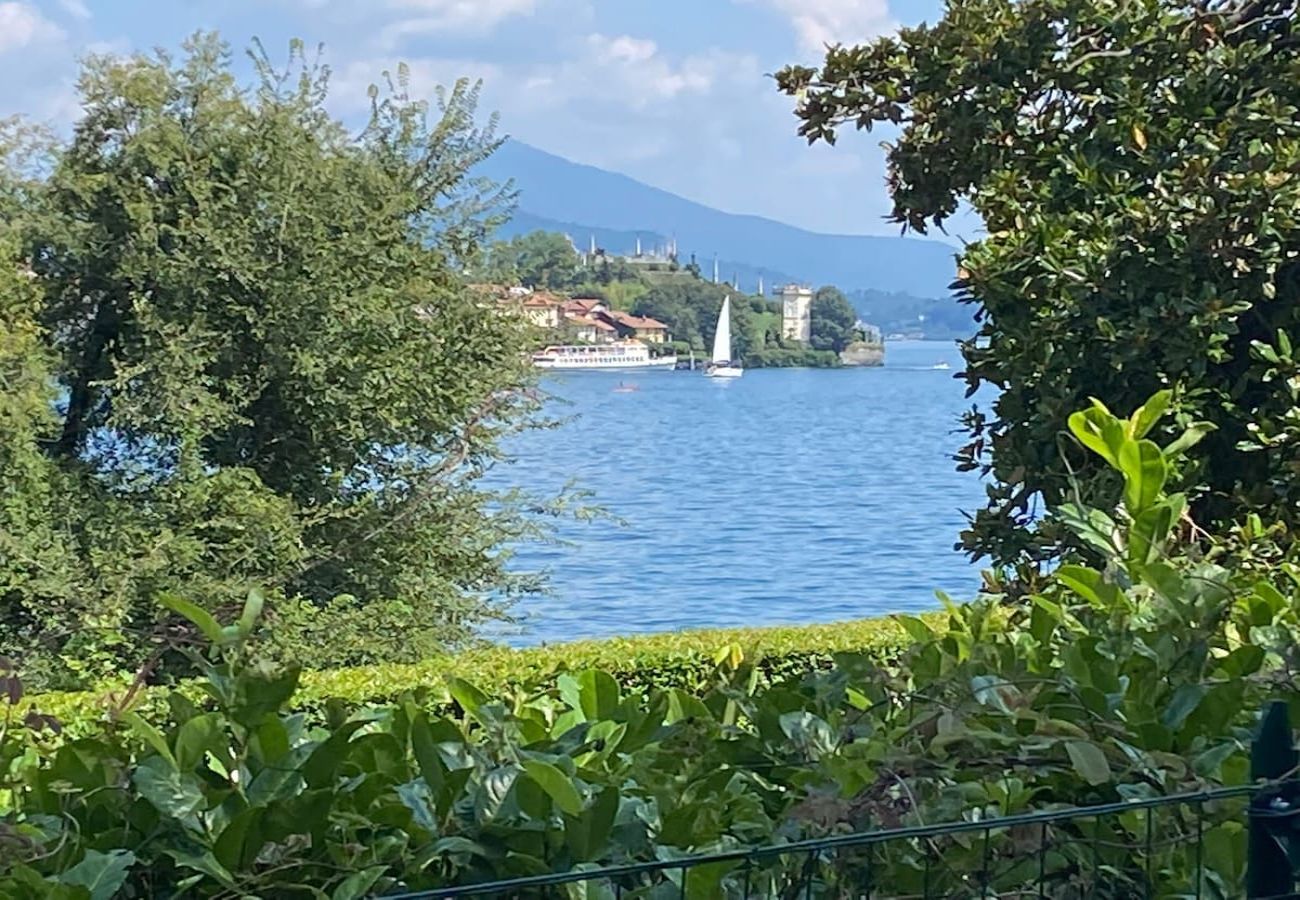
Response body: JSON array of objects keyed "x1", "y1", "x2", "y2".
[{"x1": 383, "y1": 701, "x2": 1300, "y2": 899}]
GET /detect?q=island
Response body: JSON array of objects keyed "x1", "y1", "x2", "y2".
[{"x1": 469, "y1": 230, "x2": 885, "y2": 369}]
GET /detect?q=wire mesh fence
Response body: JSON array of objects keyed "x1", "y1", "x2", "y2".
[{"x1": 387, "y1": 785, "x2": 1265, "y2": 899}]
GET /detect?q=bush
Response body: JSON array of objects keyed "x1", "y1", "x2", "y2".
[
  {"x1": 746, "y1": 347, "x2": 841, "y2": 368},
  {"x1": 25, "y1": 615, "x2": 931, "y2": 737},
  {"x1": 5, "y1": 394, "x2": 1297, "y2": 896},
  {"x1": 777, "y1": 1, "x2": 1300, "y2": 571}
]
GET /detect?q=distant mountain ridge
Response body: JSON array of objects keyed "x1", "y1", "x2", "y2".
[
  {"x1": 477, "y1": 140, "x2": 958, "y2": 299},
  {"x1": 500, "y1": 211, "x2": 801, "y2": 296}
]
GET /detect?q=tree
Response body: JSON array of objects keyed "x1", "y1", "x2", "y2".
[
  {"x1": 810, "y1": 285, "x2": 857, "y2": 353},
  {"x1": 5, "y1": 35, "x2": 546, "y2": 687},
  {"x1": 471, "y1": 230, "x2": 584, "y2": 289},
  {"x1": 778, "y1": 0, "x2": 1300, "y2": 570}
]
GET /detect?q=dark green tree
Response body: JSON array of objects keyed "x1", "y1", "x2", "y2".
[
  {"x1": 4, "y1": 35, "x2": 546, "y2": 686},
  {"x1": 778, "y1": 0, "x2": 1300, "y2": 570},
  {"x1": 509, "y1": 231, "x2": 582, "y2": 289},
  {"x1": 810, "y1": 285, "x2": 858, "y2": 352}
]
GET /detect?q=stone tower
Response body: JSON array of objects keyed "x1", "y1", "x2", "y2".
[{"x1": 781, "y1": 285, "x2": 813, "y2": 343}]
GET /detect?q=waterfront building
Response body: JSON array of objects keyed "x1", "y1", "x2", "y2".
[{"x1": 781, "y1": 284, "x2": 813, "y2": 343}]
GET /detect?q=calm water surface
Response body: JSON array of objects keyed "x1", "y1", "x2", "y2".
[{"x1": 491, "y1": 340, "x2": 984, "y2": 644}]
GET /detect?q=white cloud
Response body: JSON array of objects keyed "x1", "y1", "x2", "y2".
[
  {"x1": 56, "y1": 0, "x2": 91, "y2": 20},
  {"x1": 0, "y1": 2, "x2": 64, "y2": 54},
  {"x1": 751, "y1": 0, "x2": 896, "y2": 53},
  {"x1": 380, "y1": 0, "x2": 537, "y2": 45}
]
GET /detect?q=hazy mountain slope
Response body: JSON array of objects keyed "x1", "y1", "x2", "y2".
[
  {"x1": 479, "y1": 140, "x2": 958, "y2": 298},
  {"x1": 499, "y1": 211, "x2": 802, "y2": 295}
]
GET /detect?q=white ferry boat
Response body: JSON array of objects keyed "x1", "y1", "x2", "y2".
[{"x1": 532, "y1": 340, "x2": 678, "y2": 371}]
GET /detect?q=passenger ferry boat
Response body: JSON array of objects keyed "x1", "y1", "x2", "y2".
[{"x1": 532, "y1": 340, "x2": 678, "y2": 371}]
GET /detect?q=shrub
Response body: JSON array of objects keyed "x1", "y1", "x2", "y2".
[
  {"x1": 4, "y1": 393, "x2": 1297, "y2": 896},
  {"x1": 777, "y1": 1, "x2": 1300, "y2": 571},
  {"x1": 25, "y1": 615, "x2": 932, "y2": 738}
]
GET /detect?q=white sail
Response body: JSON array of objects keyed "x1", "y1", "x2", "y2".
[{"x1": 711, "y1": 295, "x2": 732, "y2": 364}]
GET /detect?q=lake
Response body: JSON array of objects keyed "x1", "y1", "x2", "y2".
[{"x1": 490, "y1": 340, "x2": 985, "y2": 644}]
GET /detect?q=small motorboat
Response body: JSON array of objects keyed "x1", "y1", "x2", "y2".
[
  {"x1": 613, "y1": 382, "x2": 640, "y2": 393},
  {"x1": 932, "y1": 362, "x2": 951, "y2": 370}
]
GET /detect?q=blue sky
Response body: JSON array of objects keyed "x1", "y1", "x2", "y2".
[{"x1": 0, "y1": 0, "x2": 957, "y2": 237}]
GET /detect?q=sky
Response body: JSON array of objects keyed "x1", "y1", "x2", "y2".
[{"x1": 0, "y1": 0, "x2": 958, "y2": 239}]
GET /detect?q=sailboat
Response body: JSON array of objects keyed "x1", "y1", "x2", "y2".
[{"x1": 705, "y1": 295, "x2": 743, "y2": 378}]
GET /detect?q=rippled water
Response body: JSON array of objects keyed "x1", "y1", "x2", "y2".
[{"x1": 490, "y1": 340, "x2": 985, "y2": 644}]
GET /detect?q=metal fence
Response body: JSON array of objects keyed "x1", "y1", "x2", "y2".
[{"x1": 382, "y1": 702, "x2": 1300, "y2": 899}]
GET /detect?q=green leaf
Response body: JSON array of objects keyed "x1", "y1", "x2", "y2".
[
  {"x1": 563, "y1": 785, "x2": 620, "y2": 862},
  {"x1": 894, "y1": 614, "x2": 934, "y2": 643},
  {"x1": 447, "y1": 676, "x2": 489, "y2": 721},
  {"x1": 58, "y1": 850, "x2": 136, "y2": 900},
  {"x1": 397, "y1": 780, "x2": 439, "y2": 833},
  {"x1": 120, "y1": 712, "x2": 177, "y2": 768},
  {"x1": 666, "y1": 689, "x2": 712, "y2": 724},
  {"x1": 1118, "y1": 439, "x2": 1166, "y2": 513},
  {"x1": 162, "y1": 849, "x2": 235, "y2": 888},
  {"x1": 132, "y1": 756, "x2": 206, "y2": 819},
  {"x1": 577, "y1": 670, "x2": 620, "y2": 720},
  {"x1": 1055, "y1": 566, "x2": 1112, "y2": 609},
  {"x1": 522, "y1": 759, "x2": 584, "y2": 816},
  {"x1": 332, "y1": 866, "x2": 387, "y2": 900},
  {"x1": 411, "y1": 712, "x2": 448, "y2": 797},
  {"x1": 237, "y1": 588, "x2": 265, "y2": 639},
  {"x1": 1129, "y1": 390, "x2": 1171, "y2": 439},
  {"x1": 1068, "y1": 406, "x2": 1125, "y2": 468},
  {"x1": 1066, "y1": 741, "x2": 1112, "y2": 786},
  {"x1": 174, "y1": 713, "x2": 222, "y2": 771},
  {"x1": 1165, "y1": 422, "x2": 1216, "y2": 459},
  {"x1": 1057, "y1": 503, "x2": 1120, "y2": 555},
  {"x1": 212, "y1": 807, "x2": 264, "y2": 872},
  {"x1": 1161, "y1": 684, "x2": 1206, "y2": 730},
  {"x1": 159, "y1": 594, "x2": 223, "y2": 645},
  {"x1": 1220, "y1": 645, "x2": 1266, "y2": 678},
  {"x1": 1129, "y1": 503, "x2": 1176, "y2": 567},
  {"x1": 779, "y1": 711, "x2": 837, "y2": 757}
]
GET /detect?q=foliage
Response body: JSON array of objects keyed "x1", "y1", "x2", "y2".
[
  {"x1": 1, "y1": 36, "x2": 553, "y2": 689},
  {"x1": 3, "y1": 394, "x2": 1297, "y2": 896},
  {"x1": 810, "y1": 285, "x2": 858, "y2": 352},
  {"x1": 474, "y1": 230, "x2": 584, "y2": 289},
  {"x1": 632, "y1": 282, "x2": 799, "y2": 364},
  {"x1": 777, "y1": 0, "x2": 1300, "y2": 571},
  {"x1": 28, "y1": 614, "x2": 932, "y2": 739},
  {"x1": 745, "y1": 347, "x2": 842, "y2": 368}
]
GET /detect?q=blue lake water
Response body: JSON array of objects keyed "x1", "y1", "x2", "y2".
[{"x1": 490, "y1": 340, "x2": 985, "y2": 645}]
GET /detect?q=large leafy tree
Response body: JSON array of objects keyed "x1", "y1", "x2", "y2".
[
  {"x1": 472, "y1": 230, "x2": 582, "y2": 289},
  {"x1": 3, "y1": 36, "x2": 543, "y2": 686},
  {"x1": 778, "y1": 0, "x2": 1300, "y2": 570},
  {"x1": 810, "y1": 285, "x2": 857, "y2": 352}
]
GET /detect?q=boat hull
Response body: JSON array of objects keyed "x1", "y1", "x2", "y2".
[
  {"x1": 534, "y1": 355, "x2": 678, "y2": 371},
  {"x1": 705, "y1": 365, "x2": 743, "y2": 378}
]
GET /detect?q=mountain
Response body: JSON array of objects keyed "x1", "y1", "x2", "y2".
[
  {"x1": 477, "y1": 140, "x2": 959, "y2": 299},
  {"x1": 499, "y1": 211, "x2": 802, "y2": 295}
]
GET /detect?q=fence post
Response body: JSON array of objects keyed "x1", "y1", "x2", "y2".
[{"x1": 1247, "y1": 700, "x2": 1298, "y2": 898}]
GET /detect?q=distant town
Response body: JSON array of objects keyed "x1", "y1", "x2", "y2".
[{"x1": 471, "y1": 231, "x2": 885, "y2": 370}]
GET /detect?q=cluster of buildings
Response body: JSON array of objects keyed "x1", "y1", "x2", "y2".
[{"x1": 477, "y1": 285, "x2": 671, "y2": 345}]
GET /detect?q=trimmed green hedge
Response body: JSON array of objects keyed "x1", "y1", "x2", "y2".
[{"x1": 29, "y1": 614, "x2": 940, "y2": 732}]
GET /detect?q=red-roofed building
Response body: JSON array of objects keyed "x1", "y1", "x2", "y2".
[
  {"x1": 567, "y1": 314, "x2": 618, "y2": 343},
  {"x1": 597, "y1": 310, "x2": 671, "y2": 344}
]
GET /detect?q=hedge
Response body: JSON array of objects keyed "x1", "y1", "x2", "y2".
[{"x1": 27, "y1": 613, "x2": 944, "y2": 734}]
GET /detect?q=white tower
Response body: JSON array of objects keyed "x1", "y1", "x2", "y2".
[
  {"x1": 758, "y1": 275, "x2": 765, "y2": 297},
  {"x1": 781, "y1": 285, "x2": 813, "y2": 343},
  {"x1": 635, "y1": 236, "x2": 642, "y2": 257},
  {"x1": 712, "y1": 255, "x2": 719, "y2": 284}
]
